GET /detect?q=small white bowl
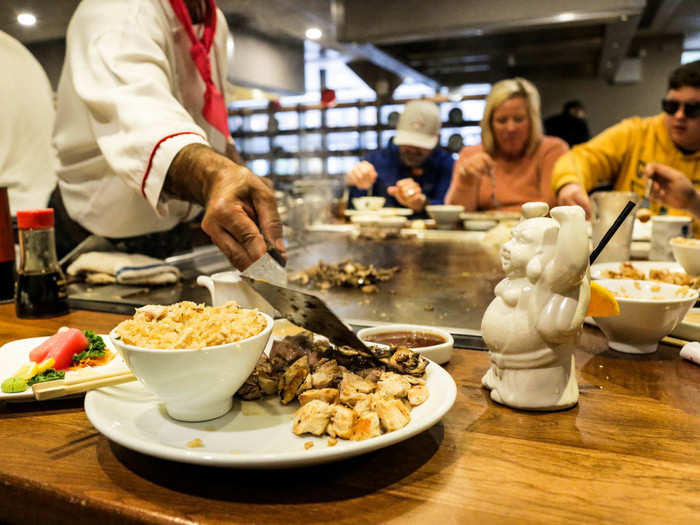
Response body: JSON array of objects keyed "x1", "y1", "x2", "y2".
[
  {"x1": 357, "y1": 324, "x2": 454, "y2": 364},
  {"x1": 463, "y1": 219, "x2": 498, "y2": 231},
  {"x1": 351, "y1": 214, "x2": 407, "y2": 236},
  {"x1": 670, "y1": 237, "x2": 700, "y2": 276},
  {"x1": 425, "y1": 205, "x2": 464, "y2": 227},
  {"x1": 593, "y1": 279, "x2": 698, "y2": 354},
  {"x1": 353, "y1": 196, "x2": 386, "y2": 211},
  {"x1": 110, "y1": 312, "x2": 273, "y2": 422}
]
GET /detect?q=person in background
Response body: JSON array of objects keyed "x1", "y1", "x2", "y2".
[
  {"x1": 554, "y1": 60, "x2": 700, "y2": 235},
  {"x1": 544, "y1": 100, "x2": 591, "y2": 147},
  {"x1": 51, "y1": 0, "x2": 283, "y2": 270},
  {"x1": 346, "y1": 100, "x2": 454, "y2": 215},
  {"x1": 0, "y1": 31, "x2": 57, "y2": 215},
  {"x1": 445, "y1": 77, "x2": 568, "y2": 212}
]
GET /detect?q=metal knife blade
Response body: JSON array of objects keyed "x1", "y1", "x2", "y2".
[{"x1": 238, "y1": 274, "x2": 369, "y2": 350}]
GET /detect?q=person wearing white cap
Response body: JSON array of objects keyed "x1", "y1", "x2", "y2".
[{"x1": 346, "y1": 100, "x2": 454, "y2": 214}]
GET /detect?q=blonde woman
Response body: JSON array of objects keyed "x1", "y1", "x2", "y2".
[{"x1": 445, "y1": 78, "x2": 568, "y2": 211}]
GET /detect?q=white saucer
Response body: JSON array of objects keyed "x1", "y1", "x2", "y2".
[
  {"x1": 84, "y1": 362, "x2": 456, "y2": 469},
  {"x1": 345, "y1": 207, "x2": 413, "y2": 217}
]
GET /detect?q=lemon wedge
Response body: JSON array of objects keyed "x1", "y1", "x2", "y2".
[
  {"x1": 35, "y1": 357, "x2": 56, "y2": 375},
  {"x1": 587, "y1": 281, "x2": 620, "y2": 317}
]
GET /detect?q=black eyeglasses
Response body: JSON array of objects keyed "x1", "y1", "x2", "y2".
[{"x1": 661, "y1": 98, "x2": 700, "y2": 118}]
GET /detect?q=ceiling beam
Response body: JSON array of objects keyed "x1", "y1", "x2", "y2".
[
  {"x1": 341, "y1": 42, "x2": 441, "y2": 90},
  {"x1": 598, "y1": 14, "x2": 641, "y2": 82},
  {"x1": 649, "y1": 0, "x2": 683, "y2": 32}
]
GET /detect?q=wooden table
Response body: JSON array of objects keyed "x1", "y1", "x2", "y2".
[{"x1": 1, "y1": 303, "x2": 700, "y2": 524}]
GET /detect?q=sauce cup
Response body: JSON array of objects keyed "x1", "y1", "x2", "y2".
[{"x1": 357, "y1": 324, "x2": 454, "y2": 364}]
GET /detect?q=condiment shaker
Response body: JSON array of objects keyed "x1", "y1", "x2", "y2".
[{"x1": 15, "y1": 209, "x2": 69, "y2": 318}]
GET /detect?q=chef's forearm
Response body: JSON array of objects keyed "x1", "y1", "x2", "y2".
[{"x1": 164, "y1": 143, "x2": 231, "y2": 205}]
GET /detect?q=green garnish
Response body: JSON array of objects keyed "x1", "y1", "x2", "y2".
[
  {"x1": 2, "y1": 377, "x2": 27, "y2": 393},
  {"x1": 72, "y1": 330, "x2": 106, "y2": 363},
  {"x1": 27, "y1": 369, "x2": 65, "y2": 386}
]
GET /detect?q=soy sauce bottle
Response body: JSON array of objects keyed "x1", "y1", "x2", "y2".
[{"x1": 15, "y1": 209, "x2": 69, "y2": 318}]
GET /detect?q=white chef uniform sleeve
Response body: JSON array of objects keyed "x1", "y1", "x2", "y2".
[{"x1": 68, "y1": 27, "x2": 210, "y2": 217}]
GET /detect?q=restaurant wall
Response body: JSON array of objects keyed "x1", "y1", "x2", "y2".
[{"x1": 535, "y1": 37, "x2": 684, "y2": 136}]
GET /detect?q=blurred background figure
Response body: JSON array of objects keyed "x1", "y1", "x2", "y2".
[
  {"x1": 0, "y1": 30, "x2": 57, "y2": 215},
  {"x1": 554, "y1": 60, "x2": 700, "y2": 234},
  {"x1": 445, "y1": 77, "x2": 568, "y2": 212},
  {"x1": 346, "y1": 100, "x2": 453, "y2": 215},
  {"x1": 544, "y1": 99, "x2": 591, "y2": 147}
]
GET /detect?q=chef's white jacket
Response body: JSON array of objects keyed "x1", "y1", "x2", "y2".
[
  {"x1": 0, "y1": 31, "x2": 57, "y2": 215},
  {"x1": 53, "y1": 0, "x2": 232, "y2": 238}
]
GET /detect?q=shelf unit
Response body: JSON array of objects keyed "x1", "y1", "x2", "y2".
[{"x1": 228, "y1": 94, "x2": 485, "y2": 188}]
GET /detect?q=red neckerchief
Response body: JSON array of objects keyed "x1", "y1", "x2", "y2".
[{"x1": 169, "y1": 0, "x2": 229, "y2": 136}]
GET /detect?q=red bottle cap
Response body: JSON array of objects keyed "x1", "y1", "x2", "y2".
[{"x1": 16, "y1": 209, "x2": 55, "y2": 229}]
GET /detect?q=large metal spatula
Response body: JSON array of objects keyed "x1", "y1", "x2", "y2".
[{"x1": 239, "y1": 274, "x2": 369, "y2": 350}]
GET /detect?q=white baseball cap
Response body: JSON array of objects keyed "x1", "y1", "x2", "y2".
[{"x1": 393, "y1": 100, "x2": 441, "y2": 150}]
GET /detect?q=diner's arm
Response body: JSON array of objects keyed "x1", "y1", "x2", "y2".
[
  {"x1": 165, "y1": 144, "x2": 284, "y2": 270},
  {"x1": 551, "y1": 117, "x2": 639, "y2": 194},
  {"x1": 444, "y1": 147, "x2": 491, "y2": 210}
]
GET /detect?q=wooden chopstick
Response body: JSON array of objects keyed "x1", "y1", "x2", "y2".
[
  {"x1": 661, "y1": 335, "x2": 693, "y2": 348},
  {"x1": 32, "y1": 370, "x2": 136, "y2": 401}
]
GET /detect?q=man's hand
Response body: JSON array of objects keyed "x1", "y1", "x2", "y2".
[
  {"x1": 165, "y1": 144, "x2": 285, "y2": 270},
  {"x1": 454, "y1": 151, "x2": 494, "y2": 181},
  {"x1": 647, "y1": 163, "x2": 700, "y2": 218},
  {"x1": 346, "y1": 161, "x2": 378, "y2": 190},
  {"x1": 557, "y1": 182, "x2": 592, "y2": 218},
  {"x1": 387, "y1": 178, "x2": 426, "y2": 211}
]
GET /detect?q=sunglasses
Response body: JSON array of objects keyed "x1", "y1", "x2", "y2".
[{"x1": 661, "y1": 98, "x2": 700, "y2": 118}]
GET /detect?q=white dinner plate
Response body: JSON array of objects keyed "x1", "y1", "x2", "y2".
[
  {"x1": 0, "y1": 335, "x2": 128, "y2": 402},
  {"x1": 590, "y1": 261, "x2": 685, "y2": 280},
  {"x1": 671, "y1": 307, "x2": 700, "y2": 341},
  {"x1": 344, "y1": 207, "x2": 413, "y2": 217},
  {"x1": 84, "y1": 361, "x2": 457, "y2": 469}
]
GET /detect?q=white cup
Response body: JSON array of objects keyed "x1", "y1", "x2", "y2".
[
  {"x1": 196, "y1": 271, "x2": 276, "y2": 316},
  {"x1": 649, "y1": 216, "x2": 692, "y2": 261}
]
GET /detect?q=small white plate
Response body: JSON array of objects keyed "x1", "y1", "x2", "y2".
[
  {"x1": 590, "y1": 261, "x2": 685, "y2": 280},
  {"x1": 84, "y1": 361, "x2": 456, "y2": 469},
  {"x1": 671, "y1": 307, "x2": 700, "y2": 341},
  {"x1": 344, "y1": 207, "x2": 413, "y2": 217},
  {"x1": 0, "y1": 335, "x2": 127, "y2": 402}
]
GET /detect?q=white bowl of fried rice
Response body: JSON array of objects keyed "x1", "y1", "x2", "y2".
[
  {"x1": 593, "y1": 279, "x2": 698, "y2": 354},
  {"x1": 110, "y1": 301, "x2": 272, "y2": 422}
]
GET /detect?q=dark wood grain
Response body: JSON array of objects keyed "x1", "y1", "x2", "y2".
[{"x1": 1, "y1": 304, "x2": 700, "y2": 524}]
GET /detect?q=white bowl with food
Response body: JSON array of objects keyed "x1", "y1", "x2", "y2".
[
  {"x1": 593, "y1": 279, "x2": 698, "y2": 354},
  {"x1": 425, "y1": 205, "x2": 464, "y2": 228},
  {"x1": 357, "y1": 324, "x2": 454, "y2": 364},
  {"x1": 352, "y1": 196, "x2": 386, "y2": 211},
  {"x1": 350, "y1": 214, "x2": 407, "y2": 235},
  {"x1": 670, "y1": 237, "x2": 700, "y2": 276},
  {"x1": 110, "y1": 302, "x2": 273, "y2": 422}
]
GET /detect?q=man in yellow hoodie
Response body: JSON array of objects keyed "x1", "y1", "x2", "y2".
[{"x1": 553, "y1": 60, "x2": 700, "y2": 233}]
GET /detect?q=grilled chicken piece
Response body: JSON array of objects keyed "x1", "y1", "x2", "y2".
[
  {"x1": 407, "y1": 385, "x2": 429, "y2": 406},
  {"x1": 327, "y1": 404, "x2": 356, "y2": 439},
  {"x1": 298, "y1": 388, "x2": 339, "y2": 406},
  {"x1": 293, "y1": 400, "x2": 331, "y2": 436},
  {"x1": 375, "y1": 397, "x2": 411, "y2": 432},
  {"x1": 279, "y1": 355, "x2": 309, "y2": 405},
  {"x1": 338, "y1": 371, "x2": 376, "y2": 406},
  {"x1": 133, "y1": 304, "x2": 167, "y2": 322},
  {"x1": 351, "y1": 412, "x2": 382, "y2": 441},
  {"x1": 353, "y1": 394, "x2": 376, "y2": 416},
  {"x1": 377, "y1": 371, "x2": 411, "y2": 398},
  {"x1": 311, "y1": 358, "x2": 342, "y2": 388}
]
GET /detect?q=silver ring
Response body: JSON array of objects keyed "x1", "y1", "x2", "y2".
[{"x1": 407, "y1": 189, "x2": 416, "y2": 197}]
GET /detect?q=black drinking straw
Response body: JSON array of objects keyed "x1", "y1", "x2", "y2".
[{"x1": 589, "y1": 200, "x2": 637, "y2": 264}]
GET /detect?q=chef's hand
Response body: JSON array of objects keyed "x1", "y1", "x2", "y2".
[
  {"x1": 387, "y1": 178, "x2": 426, "y2": 211},
  {"x1": 557, "y1": 182, "x2": 592, "y2": 218},
  {"x1": 646, "y1": 163, "x2": 700, "y2": 218},
  {"x1": 346, "y1": 161, "x2": 378, "y2": 190},
  {"x1": 165, "y1": 144, "x2": 285, "y2": 270},
  {"x1": 454, "y1": 151, "x2": 494, "y2": 181}
]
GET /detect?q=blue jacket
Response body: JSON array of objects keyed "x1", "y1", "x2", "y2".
[{"x1": 348, "y1": 143, "x2": 454, "y2": 215}]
